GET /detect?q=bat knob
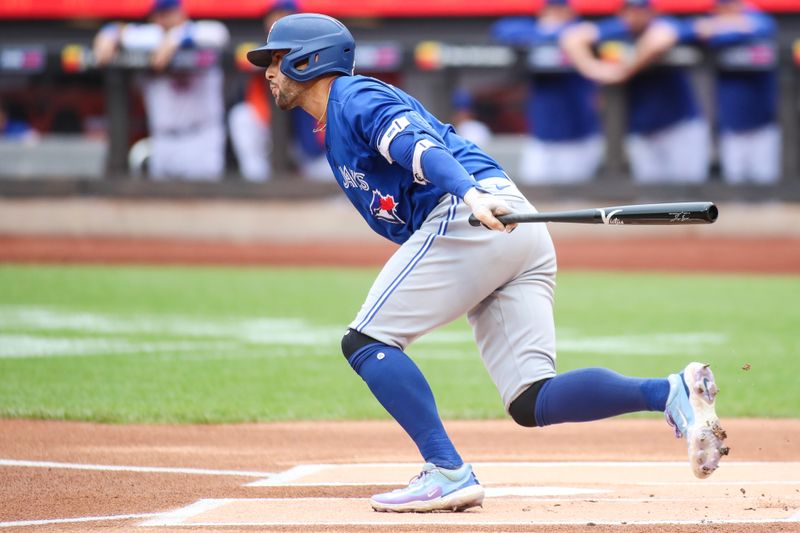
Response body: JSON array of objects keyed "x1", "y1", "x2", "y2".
[{"x1": 467, "y1": 214, "x2": 483, "y2": 227}]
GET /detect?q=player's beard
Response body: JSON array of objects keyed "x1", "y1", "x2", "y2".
[{"x1": 271, "y1": 79, "x2": 303, "y2": 111}]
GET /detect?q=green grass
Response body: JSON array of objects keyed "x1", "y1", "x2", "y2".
[{"x1": 0, "y1": 264, "x2": 797, "y2": 423}]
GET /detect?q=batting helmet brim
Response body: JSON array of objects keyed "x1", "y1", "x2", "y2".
[{"x1": 246, "y1": 41, "x2": 297, "y2": 68}]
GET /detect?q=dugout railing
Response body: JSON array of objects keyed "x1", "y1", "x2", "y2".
[{"x1": 1, "y1": 14, "x2": 800, "y2": 202}]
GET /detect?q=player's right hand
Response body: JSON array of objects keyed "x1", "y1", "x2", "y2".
[{"x1": 463, "y1": 187, "x2": 516, "y2": 233}]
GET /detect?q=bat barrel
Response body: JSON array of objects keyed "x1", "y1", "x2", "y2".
[
  {"x1": 705, "y1": 204, "x2": 719, "y2": 223},
  {"x1": 601, "y1": 202, "x2": 719, "y2": 225}
]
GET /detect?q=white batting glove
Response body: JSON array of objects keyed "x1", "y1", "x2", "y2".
[{"x1": 463, "y1": 187, "x2": 516, "y2": 232}]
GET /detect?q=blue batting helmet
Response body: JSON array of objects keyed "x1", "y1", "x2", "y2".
[{"x1": 247, "y1": 13, "x2": 355, "y2": 82}]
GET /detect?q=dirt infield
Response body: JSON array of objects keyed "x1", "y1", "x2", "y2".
[
  {"x1": 1, "y1": 418, "x2": 799, "y2": 532},
  {"x1": 1, "y1": 210, "x2": 798, "y2": 530},
  {"x1": 1, "y1": 234, "x2": 799, "y2": 273}
]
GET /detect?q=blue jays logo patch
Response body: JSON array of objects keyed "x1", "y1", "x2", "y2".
[{"x1": 370, "y1": 190, "x2": 405, "y2": 225}]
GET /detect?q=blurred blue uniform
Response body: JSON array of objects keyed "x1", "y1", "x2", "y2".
[
  {"x1": 593, "y1": 15, "x2": 709, "y2": 182},
  {"x1": 694, "y1": 6, "x2": 779, "y2": 183},
  {"x1": 491, "y1": 10, "x2": 603, "y2": 183}
]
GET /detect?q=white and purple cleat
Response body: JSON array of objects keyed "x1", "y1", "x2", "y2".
[
  {"x1": 665, "y1": 362, "x2": 730, "y2": 479},
  {"x1": 370, "y1": 462, "x2": 484, "y2": 513}
]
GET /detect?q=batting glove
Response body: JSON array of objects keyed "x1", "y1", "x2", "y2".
[{"x1": 463, "y1": 187, "x2": 516, "y2": 232}]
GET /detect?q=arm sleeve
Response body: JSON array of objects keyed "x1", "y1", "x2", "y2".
[{"x1": 388, "y1": 134, "x2": 478, "y2": 199}]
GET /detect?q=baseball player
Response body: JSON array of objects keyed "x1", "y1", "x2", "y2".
[
  {"x1": 561, "y1": 0, "x2": 710, "y2": 183},
  {"x1": 247, "y1": 14, "x2": 728, "y2": 513},
  {"x1": 693, "y1": 0, "x2": 780, "y2": 183},
  {"x1": 491, "y1": 0, "x2": 603, "y2": 184},
  {"x1": 93, "y1": 0, "x2": 229, "y2": 180}
]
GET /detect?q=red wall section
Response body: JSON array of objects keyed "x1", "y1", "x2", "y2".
[{"x1": 0, "y1": 0, "x2": 797, "y2": 20}]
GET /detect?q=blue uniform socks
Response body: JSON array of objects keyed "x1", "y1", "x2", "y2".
[
  {"x1": 347, "y1": 343, "x2": 669, "y2": 464},
  {"x1": 534, "y1": 367, "x2": 670, "y2": 426},
  {"x1": 347, "y1": 343, "x2": 463, "y2": 470}
]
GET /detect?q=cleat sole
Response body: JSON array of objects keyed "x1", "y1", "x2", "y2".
[
  {"x1": 371, "y1": 484, "x2": 484, "y2": 513},
  {"x1": 683, "y1": 363, "x2": 729, "y2": 479}
]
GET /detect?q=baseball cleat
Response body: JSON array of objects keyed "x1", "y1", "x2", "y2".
[
  {"x1": 370, "y1": 462, "x2": 484, "y2": 513},
  {"x1": 665, "y1": 362, "x2": 730, "y2": 479}
]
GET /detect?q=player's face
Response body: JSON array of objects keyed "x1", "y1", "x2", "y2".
[
  {"x1": 265, "y1": 51, "x2": 304, "y2": 110},
  {"x1": 621, "y1": 6, "x2": 654, "y2": 34},
  {"x1": 150, "y1": 7, "x2": 186, "y2": 30}
]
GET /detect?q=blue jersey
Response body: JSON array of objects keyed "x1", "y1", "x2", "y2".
[
  {"x1": 491, "y1": 17, "x2": 599, "y2": 141},
  {"x1": 702, "y1": 9, "x2": 778, "y2": 132},
  {"x1": 595, "y1": 16, "x2": 699, "y2": 134},
  {"x1": 324, "y1": 75, "x2": 505, "y2": 244}
]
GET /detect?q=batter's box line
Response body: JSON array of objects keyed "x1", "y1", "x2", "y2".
[
  {"x1": 0, "y1": 458, "x2": 275, "y2": 478},
  {"x1": 136, "y1": 498, "x2": 800, "y2": 528},
  {"x1": 139, "y1": 500, "x2": 234, "y2": 527},
  {"x1": 246, "y1": 460, "x2": 800, "y2": 487}
]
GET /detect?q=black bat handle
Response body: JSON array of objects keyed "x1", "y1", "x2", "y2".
[
  {"x1": 468, "y1": 213, "x2": 523, "y2": 227},
  {"x1": 468, "y1": 214, "x2": 486, "y2": 227}
]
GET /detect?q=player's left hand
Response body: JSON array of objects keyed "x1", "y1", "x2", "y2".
[{"x1": 464, "y1": 187, "x2": 517, "y2": 233}]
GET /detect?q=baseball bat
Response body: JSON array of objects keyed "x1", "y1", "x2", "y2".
[{"x1": 468, "y1": 202, "x2": 718, "y2": 227}]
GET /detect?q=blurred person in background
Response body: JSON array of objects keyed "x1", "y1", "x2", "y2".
[
  {"x1": 228, "y1": 0, "x2": 333, "y2": 182},
  {"x1": 450, "y1": 88, "x2": 492, "y2": 147},
  {"x1": 561, "y1": 0, "x2": 709, "y2": 183},
  {"x1": 693, "y1": 0, "x2": 779, "y2": 184},
  {"x1": 0, "y1": 100, "x2": 39, "y2": 143},
  {"x1": 228, "y1": 0, "x2": 295, "y2": 182},
  {"x1": 93, "y1": 0, "x2": 229, "y2": 181},
  {"x1": 491, "y1": 0, "x2": 603, "y2": 184}
]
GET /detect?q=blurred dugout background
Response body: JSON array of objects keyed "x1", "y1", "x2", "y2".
[{"x1": 1, "y1": 0, "x2": 800, "y2": 204}]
